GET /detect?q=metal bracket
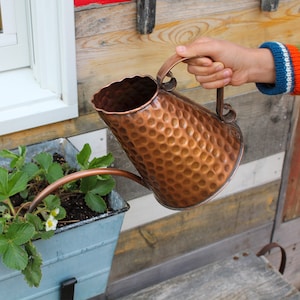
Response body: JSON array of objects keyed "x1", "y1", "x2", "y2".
[
  {"x1": 136, "y1": 0, "x2": 156, "y2": 34},
  {"x1": 261, "y1": 0, "x2": 280, "y2": 11},
  {"x1": 60, "y1": 277, "x2": 77, "y2": 300}
]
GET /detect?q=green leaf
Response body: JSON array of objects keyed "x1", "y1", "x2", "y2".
[
  {"x1": 0, "y1": 235, "x2": 9, "y2": 254},
  {"x1": 15, "y1": 146, "x2": 27, "y2": 169},
  {"x1": 55, "y1": 205, "x2": 66, "y2": 220},
  {"x1": 0, "y1": 222, "x2": 3, "y2": 235},
  {"x1": 18, "y1": 145, "x2": 27, "y2": 157},
  {"x1": 0, "y1": 203, "x2": 7, "y2": 213},
  {"x1": 96, "y1": 174, "x2": 113, "y2": 181},
  {"x1": 0, "y1": 169, "x2": 28, "y2": 200},
  {"x1": 0, "y1": 146, "x2": 27, "y2": 170},
  {"x1": 22, "y1": 162, "x2": 40, "y2": 180},
  {"x1": 0, "y1": 167, "x2": 9, "y2": 199},
  {"x1": 43, "y1": 195, "x2": 61, "y2": 211},
  {"x1": 8, "y1": 171, "x2": 29, "y2": 197},
  {"x1": 80, "y1": 176, "x2": 98, "y2": 193},
  {"x1": 22, "y1": 242, "x2": 42, "y2": 287},
  {"x1": 0, "y1": 149, "x2": 19, "y2": 160},
  {"x1": 76, "y1": 143, "x2": 91, "y2": 169},
  {"x1": 85, "y1": 192, "x2": 107, "y2": 213},
  {"x1": 89, "y1": 177, "x2": 115, "y2": 196},
  {"x1": 36, "y1": 229, "x2": 55, "y2": 240},
  {"x1": 26, "y1": 213, "x2": 44, "y2": 231},
  {"x1": 0, "y1": 147, "x2": 26, "y2": 170},
  {"x1": 63, "y1": 180, "x2": 77, "y2": 191},
  {"x1": 88, "y1": 152, "x2": 114, "y2": 169},
  {"x1": 19, "y1": 189, "x2": 29, "y2": 199},
  {"x1": 6, "y1": 222, "x2": 35, "y2": 245},
  {"x1": 2, "y1": 242, "x2": 28, "y2": 270},
  {"x1": 45, "y1": 163, "x2": 64, "y2": 183},
  {"x1": 33, "y1": 152, "x2": 53, "y2": 171}
]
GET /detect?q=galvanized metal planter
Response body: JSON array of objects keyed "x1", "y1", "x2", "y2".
[{"x1": 0, "y1": 139, "x2": 129, "y2": 300}]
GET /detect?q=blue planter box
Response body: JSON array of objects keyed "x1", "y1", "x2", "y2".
[
  {"x1": 0, "y1": 139, "x2": 129, "y2": 299},
  {"x1": 0, "y1": 191, "x2": 128, "y2": 300}
]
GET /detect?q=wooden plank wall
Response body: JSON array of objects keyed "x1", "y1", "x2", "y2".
[
  {"x1": 60, "y1": 0, "x2": 300, "y2": 295},
  {"x1": 283, "y1": 101, "x2": 300, "y2": 221},
  {"x1": 2, "y1": 0, "x2": 299, "y2": 150},
  {"x1": 266, "y1": 98, "x2": 300, "y2": 289},
  {"x1": 67, "y1": 0, "x2": 299, "y2": 296},
  {"x1": 107, "y1": 182, "x2": 281, "y2": 297},
  {"x1": 1, "y1": 0, "x2": 300, "y2": 296},
  {"x1": 75, "y1": 0, "x2": 300, "y2": 112}
]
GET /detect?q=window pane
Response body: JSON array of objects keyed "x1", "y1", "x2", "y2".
[{"x1": 0, "y1": 1, "x2": 29, "y2": 71}]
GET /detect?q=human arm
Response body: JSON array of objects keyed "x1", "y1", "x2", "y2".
[{"x1": 175, "y1": 37, "x2": 300, "y2": 95}]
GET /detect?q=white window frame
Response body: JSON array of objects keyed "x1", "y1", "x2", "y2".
[{"x1": 0, "y1": 0, "x2": 78, "y2": 135}]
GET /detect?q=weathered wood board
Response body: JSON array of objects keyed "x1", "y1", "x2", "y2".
[
  {"x1": 268, "y1": 241, "x2": 300, "y2": 290},
  {"x1": 117, "y1": 251, "x2": 300, "y2": 300},
  {"x1": 1, "y1": 1, "x2": 300, "y2": 298},
  {"x1": 107, "y1": 223, "x2": 274, "y2": 298},
  {"x1": 109, "y1": 181, "x2": 280, "y2": 283},
  {"x1": 3, "y1": 0, "x2": 300, "y2": 149},
  {"x1": 283, "y1": 99, "x2": 300, "y2": 221},
  {"x1": 271, "y1": 217, "x2": 300, "y2": 289},
  {"x1": 75, "y1": 0, "x2": 300, "y2": 114}
]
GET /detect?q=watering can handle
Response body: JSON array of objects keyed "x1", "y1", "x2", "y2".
[{"x1": 156, "y1": 54, "x2": 237, "y2": 123}]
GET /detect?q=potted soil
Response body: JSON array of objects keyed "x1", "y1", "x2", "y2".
[{"x1": 0, "y1": 139, "x2": 129, "y2": 300}]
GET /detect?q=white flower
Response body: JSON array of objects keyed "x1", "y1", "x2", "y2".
[
  {"x1": 50, "y1": 208, "x2": 60, "y2": 217},
  {"x1": 45, "y1": 215, "x2": 58, "y2": 231}
]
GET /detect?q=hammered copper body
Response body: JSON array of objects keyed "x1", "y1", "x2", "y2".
[{"x1": 91, "y1": 54, "x2": 244, "y2": 209}]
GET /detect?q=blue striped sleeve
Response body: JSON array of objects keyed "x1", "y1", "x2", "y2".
[{"x1": 256, "y1": 42, "x2": 294, "y2": 95}]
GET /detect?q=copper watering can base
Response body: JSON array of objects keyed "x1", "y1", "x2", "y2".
[{"x1": 31, "y1": 54, "x2": 243, "y2": 211}]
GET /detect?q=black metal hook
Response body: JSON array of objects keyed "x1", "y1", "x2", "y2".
[
  {"x1": 60, "y1": 277, "x2": 77, "y2": 300},
  {"x1": 136, "y1": 0, "x2": 156, "y2": 34},
  {"x1": 261, "y1": 0, "x2": 280, "y2": 11}
]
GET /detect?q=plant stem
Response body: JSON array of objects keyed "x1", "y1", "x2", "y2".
[
  {"x1": 16, "y1": 202, "x2": 31, "y2": 216},
  {"x1": 6, "y1": 198, "x2": 16, "y2": 217}
]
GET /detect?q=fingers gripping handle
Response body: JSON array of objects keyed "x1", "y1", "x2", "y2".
[{"x1": 156, "y1": 54, "x2": 237, "y2": 123}]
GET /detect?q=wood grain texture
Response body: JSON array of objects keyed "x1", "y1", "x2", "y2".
[
  {"x1": 268, "y1": 242, "x2": 300, "y2": 290},
  {"x1": 3, "y1": 0, "x2": 299, "y2": 148},
  {"x1": 117, "y1": 251, "x2": 300, "y2": 300},
  {"x1": 107, "y1": 223, "x2": 274, "y2": 298},
  {"x1": 283, "y1": 102, "x2": 300, "y2": 221},
  {"x1": 109, "y1": 181, "x2": 280, "y2": 282},
  {"x1": 75, "y1": 0, "x2": 260, "y2": 38},
  {"x1": 76, "y1": 0, "x2": 300, "y2": 114},
  {"x1": 271, "y1": 217, "x2": 300, "y2": 289}
]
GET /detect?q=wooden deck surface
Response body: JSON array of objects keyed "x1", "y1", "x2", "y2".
[{"x1": 118, "y1": 251, "x2": 300, "y2": 300}]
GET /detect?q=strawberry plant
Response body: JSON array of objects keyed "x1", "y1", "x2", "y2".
[{"x1": 0, "y1": 143, "x2": 115, "y2": 287}]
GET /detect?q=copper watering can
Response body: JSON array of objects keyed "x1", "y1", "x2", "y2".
[{"x1": 30, "y1": 54, "x2": 243, "y2": 211}]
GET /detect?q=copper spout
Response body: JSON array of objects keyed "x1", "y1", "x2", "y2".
[{"x1": 27, "y1": 168, "x2": 147, "y2": 213}]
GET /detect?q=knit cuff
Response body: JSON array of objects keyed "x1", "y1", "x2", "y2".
[
  {"x1": 285, "y1": 44, "x2": 300, "y2": 95},
  {"x1": 256, "y1": 42, "x2": 294, "y2": 95}
]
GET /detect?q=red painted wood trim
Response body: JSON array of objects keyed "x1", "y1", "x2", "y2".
[{"x1": 74, "y1": 0, "x2": 131, "y2": 6}]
